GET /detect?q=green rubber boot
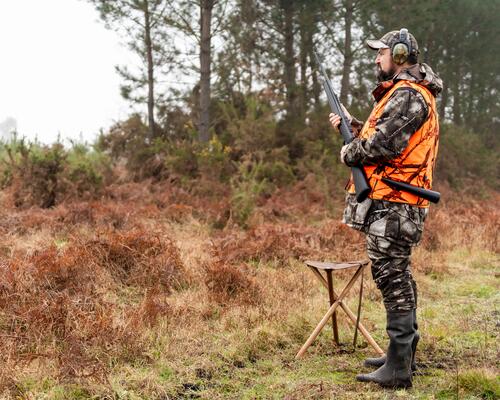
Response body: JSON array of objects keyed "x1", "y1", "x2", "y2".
[
  {"x1": 356, "y1": 311, "x2": 415, "y2": 389},
  {"x1": 364, "y1": 308, "x2": 419, "y2": 371}
]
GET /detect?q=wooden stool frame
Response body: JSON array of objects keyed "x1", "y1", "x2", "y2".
[{"x1": 296, "y1": 260, "x2": 384, "y2": 359}]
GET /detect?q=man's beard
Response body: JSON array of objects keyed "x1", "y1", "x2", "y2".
[{"x1": 377, "y1": 65, "x2": 397, "y2": 82}]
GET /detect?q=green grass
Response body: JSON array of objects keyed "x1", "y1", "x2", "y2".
[{"x1": 3, "y1": 235, "x2": 498, "y2": 400}]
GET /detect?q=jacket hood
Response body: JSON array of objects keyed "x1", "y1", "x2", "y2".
[{"x1": 394, "y1": 63, "x2": 443, "y2": 97}]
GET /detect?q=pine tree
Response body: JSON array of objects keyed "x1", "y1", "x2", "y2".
[{"x1": 89, "y1": 0, "x2": 175, "y2": 141}]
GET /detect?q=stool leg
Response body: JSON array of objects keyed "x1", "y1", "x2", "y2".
[
  {"x1": 299, "y1": 262, "x2": 384, "y2": 357},
  {"x1": 353, "y1": 268, "x2": 364, "y2": 347},
  {"x1": 296, "y1": 266, "x2": 363, "y2": 359},
  {"x1": 326, "y1": 270, "x2": 340, "y2": 345}
]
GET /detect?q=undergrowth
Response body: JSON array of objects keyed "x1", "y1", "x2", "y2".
[{"x1": 0, "y1": 177, "x2": 496, "y2": 399}]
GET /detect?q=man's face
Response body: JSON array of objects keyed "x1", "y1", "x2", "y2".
[{"x1": 375, "y1": 48, "x2": 397, "y2": 82}]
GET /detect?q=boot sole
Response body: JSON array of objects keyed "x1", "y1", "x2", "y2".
[
  {"x1": 379, "y1": 381, "x2": 412, "y2": 389},
  {"x1": 356, "y1": 375, "x2": 412, "y2": 389}
]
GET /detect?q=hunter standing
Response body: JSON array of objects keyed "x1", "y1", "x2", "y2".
[{"x1": 329, "y1": 28, "x2": 443, "y2": 389}]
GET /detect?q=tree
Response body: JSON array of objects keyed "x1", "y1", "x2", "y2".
[
  {"x1": 166, "y1": 0, "x2": 230, "y2": 142},
  {"x1": 339, "y1": 0, "x2": 353, "y2": 105},
  {"x1": 357, "y1": 0, "x2": 500, "y2": 132},
  {"x1": 89, "y1": 0, "x2": 175, "y2": 140},
  {"x1": 212, "y1": 0, "x2": 259, "y2": 98}
]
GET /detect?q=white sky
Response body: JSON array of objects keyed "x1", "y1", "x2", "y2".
[{"x1": 0, "y1": 0, "x2": 136, "y2": 144}]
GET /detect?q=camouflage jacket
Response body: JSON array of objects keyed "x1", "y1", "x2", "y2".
[{"x1": 342, "y1": 63, "x2": 443, "y2": 243}]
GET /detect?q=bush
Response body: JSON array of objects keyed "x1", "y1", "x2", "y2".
[
  {"x1": 204, "y1": 260, "x2": 261, "y2": 306},
  {"x1": 196, "y1": 135, "x2": 234, "y2": 182},
  {"x1": 66, "y1": 142, "x2": 112, "y2": 197},
  {"x1": 0, "y1": 227, "x2": 184, "y2": 381},
  {"x1": 230, "y1": 157, "x2": 274, "y2": 227},
  {"x1": 96, "y1": 115, "x2": 172, "y2": 181},
  {"x1": 95, "y1": 114, "x2": 149, "y2": 161},
  {"x1": 217, "y1": 95, "x2": 277, "y2": 155},
  {"x1": 437, "y1": 124, "x2": 499, "y2": 190},
  {"x1": 0, "y1": 137, "x2": 110, "y2": 208},
  {"x1": 96, "y1": 115, "x2": 226, "y2": 182}
]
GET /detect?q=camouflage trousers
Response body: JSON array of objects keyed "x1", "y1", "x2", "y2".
[
  {"x1": 363, "y1": 200, "x2": 428, "y2": 312},
  {"x1": 343, "y1": 195, "x2": 428, "y2": 312},
  {"x1": 366, "y1": 234, "x2": 418, "y2": 312}
]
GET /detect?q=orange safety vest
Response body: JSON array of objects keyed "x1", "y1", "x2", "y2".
[{"x1": 347, "y1": 80, "x2": 439, "y2": 207}]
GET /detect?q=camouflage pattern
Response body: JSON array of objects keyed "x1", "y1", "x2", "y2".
[
  {"x1": 350, "y1": 116, "x2": 364, "y2": 136},
  {"x1": 343, "y1": 62, "x2": 443, "y2": 217},
  {"x1": 366, "y1": 30, "x2": 420, "y2": 58},
  {"x1": 342, "y1": 88, "x2": 429, "y2": 166},
  {"x1": 343, "y1": 196, "x2": 428, "y2": 244},
  {"x1": 367, "y1": 236, "x2": 417, "y2": 312},
  {"x1": 341, "y1": 63, "x2": 443, "y2": 312},
  {"x1": 395, "y1": 63, "x2": 443, "y2": 97},
  {"x1": 343, "y1": 196, "x2": 427, "y2": 311}
]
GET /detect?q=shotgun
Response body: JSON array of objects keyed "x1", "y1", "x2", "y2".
[
  {"x1": 313, "y1": 51, "x2": 440, "y2": 204},
  {"x1": 313, "y1": 51, "x2": 370, "y2": 202}
]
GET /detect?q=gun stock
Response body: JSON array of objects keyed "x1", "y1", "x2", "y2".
[
  {"x1": 313, "y1": 50, "x2": 440, "y2": 205},
  {"x1": 382, "y1": 178, "x2": 441, "y2": 204}
]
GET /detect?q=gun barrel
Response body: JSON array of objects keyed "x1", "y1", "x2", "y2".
[
  {"x1": 314, "y1": 52, "x2": 354, "y2": 144},
  {"x1": 314, "y1": 50, "x2": 370, "y2": 202}
]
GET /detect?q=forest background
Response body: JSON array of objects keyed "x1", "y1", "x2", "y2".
[{"x1": 0, "y1": 0, "x2": 498, "y2": 399}]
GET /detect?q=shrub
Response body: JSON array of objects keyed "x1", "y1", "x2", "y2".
[
  {"x1": 0, "y1": 138, "x2": 110, "y2": 208},
  {"x1": 96, "y1": 115, "x2": 172, "y2": 181},
  {"x1": 196, "y1": 135, "x2": 234, "y2": 182},
  {"x1": 0, "y1": 227, "x2": 184, "y2": 381},
  {"x1": 66, "y1": 142, "x2": 112, "y2": 197},
  {"x1": 90, "y1": 228, "x2": 185, "y2": 290},
  {"x1": 218, "y1": 95, "x2": 277, "y2": 154},
  {"x1": 95, "y1": 114, "x2": 148, "y2": 161},
  {"x1": 230, "y1": 157, "x2": 274, "y2": 227},
  {"x1": 437, "y1": 124, "x2": 499, "y2": 191},
  {"x1": 6, "y1": 139, "x2": 66, "y2": 208},
  {"x1": 254, "y1": 147, "x2": 296, "y2": 187},
  {"x1": 204, "y1": 248, "x2": 260, "y2": 306},
  {"x1": 163, "y1": 139, "x2": 199, "y2": 180}
]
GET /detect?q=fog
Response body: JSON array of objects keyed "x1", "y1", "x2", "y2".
[{"x1": 0, "y1": 0, "x2": 134, "y2": 144}]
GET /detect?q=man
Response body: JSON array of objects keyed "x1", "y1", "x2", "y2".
[{"x1": 329, "y1": 29, "x2": 443, "y2": 389}]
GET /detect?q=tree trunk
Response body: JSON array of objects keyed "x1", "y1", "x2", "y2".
[
  {"x1": 299, "y1": 14, "x2": 308, "y2": 116},
  {"x1": 308, "y1": 35, "x2": 321, "y2": 111},
  {"x1": 452, "y1": 67, "x2": 462, "y2": 125},
  {"x1": 144, "y1": 0, "x2": 155, "y2": 140},
  {"x1": 466, "y1": 69, "x2": 475, "y2": 124},
  {"x1": 339, "y1": 0, "x2": 353, "y2": 105},
  {"x1": 281, "y1": 0, "x2": 297, "y2": 117},
  {"x1": 438, "y1": 83, "x2": 448, "y2": 121},
  {"x1": 199, "y1": 0, "x2": 214, "y2": 142}
]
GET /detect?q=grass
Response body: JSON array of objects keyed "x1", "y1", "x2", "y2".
[{"x1": 0, "y1": 182, "x2": 498, "y2": 400}]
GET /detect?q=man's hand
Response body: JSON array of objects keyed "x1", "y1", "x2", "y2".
[
  {"x1": 329, "y1": 113, "x2": 342, "y2": 131},
  {"x1": 329, "y1": 104, "x2": 352, "y2": 133},
  {"x1": 340, "y1": 144, "x2": 349, "y2": 164}
]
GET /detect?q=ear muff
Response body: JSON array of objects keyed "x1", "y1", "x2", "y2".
[{"x1": 392, "y1": 28, "x2": 412, "y2": 65}]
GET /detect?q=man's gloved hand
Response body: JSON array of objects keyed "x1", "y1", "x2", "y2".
[{"x1": 340, "y1": 144, "x2": 349, "y2": 165}]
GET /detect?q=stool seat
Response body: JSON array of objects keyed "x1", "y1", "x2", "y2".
[{"x1": 305, "y1": 260, "x2": 369, "y2": 271}]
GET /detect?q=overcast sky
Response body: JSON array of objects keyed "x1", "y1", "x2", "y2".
[{"x1": 0, "y1": 0, "x2": 135, "y2": 144}]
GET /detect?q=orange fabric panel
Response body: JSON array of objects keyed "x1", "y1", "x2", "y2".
[{"x1": 347, "y1": 80, "x2": 439, "y2": 207}]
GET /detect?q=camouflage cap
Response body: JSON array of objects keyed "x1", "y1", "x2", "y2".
[{"x1": 366, "y1": 30, "x2": 419, "y2": 56}]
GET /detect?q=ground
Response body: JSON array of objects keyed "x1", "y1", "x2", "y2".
[{"x1": 0, "y1": 181, "x2": 498, "y2": 399}]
